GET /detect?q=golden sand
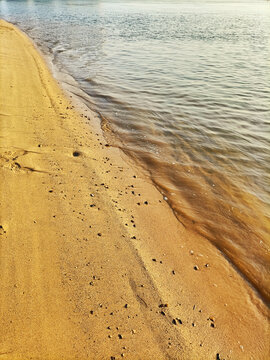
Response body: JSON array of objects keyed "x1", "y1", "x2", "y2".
[{"x1": 0, "y1": 20, "x2": 269, "y2": 359}]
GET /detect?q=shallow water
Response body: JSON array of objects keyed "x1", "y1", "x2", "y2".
[{"x1": 1, "y1": 0, "x2": 269, "y2": 301}]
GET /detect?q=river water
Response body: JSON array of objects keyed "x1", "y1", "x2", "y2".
[{"x1": 1, "y1": 0, "x2": 269, "y2": 302}]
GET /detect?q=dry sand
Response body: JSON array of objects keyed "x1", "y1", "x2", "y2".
[{"x1": 0, "y1": 20, "x2": 269, "y2": 360}]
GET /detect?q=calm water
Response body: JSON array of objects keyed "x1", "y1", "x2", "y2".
[{"x1": 1, "y1": 0, "x2": 269, "y2": 302}]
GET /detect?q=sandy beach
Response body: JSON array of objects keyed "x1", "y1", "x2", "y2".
[{"x1": 0, "y1": 20, "x2": 269, "y2": 360}]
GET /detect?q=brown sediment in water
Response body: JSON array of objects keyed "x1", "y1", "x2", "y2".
[
  {"x1": 145, "y1": 155, "x2": 270, "y2": 303},
  {"x1": 101, "y1": 113, "x2": 270, "y2": 304},
  {"x1": 0, "y1": 20, "x2": 269, "y2": 360}
]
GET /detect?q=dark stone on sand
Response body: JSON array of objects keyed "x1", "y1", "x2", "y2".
[
  {"x1": 118, "y1": 334, "x2": 123, "y2": 339},
  {"x1": 73, "y1": 151, "x2": 80, "y2": 157},
  {"x1": 159, "y1": 304, "x2": 168, "y2": 308},
  {"x1": 172, "y1": 319, "x2": 177, "y2": 325},
  {"x1": 97, "y1": 233, "x2": 102, "y2": 237},
  {"x1": 193, "y1": 266, "x2": 199, "y2": 271},
  {"x1": 160, "y1": 311, "x2": 166, "y2": 316},
  {"x1": 124, "y1": 304, "x2": 128, "y2": 308},
  {"x1": 216, "y1": 354, "x2": 221, "y2": 360},
  {"x1": 152, "y1": 258, "x2": 157, "y2": 262}
]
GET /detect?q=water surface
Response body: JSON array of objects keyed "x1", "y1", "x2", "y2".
[{"x1": 1, "y1": 0, "x2": 269, "y2": 301}]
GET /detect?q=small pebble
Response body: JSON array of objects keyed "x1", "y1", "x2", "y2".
[{"x1": 158, "y1": 304, "x2": 168, "y2": 308}]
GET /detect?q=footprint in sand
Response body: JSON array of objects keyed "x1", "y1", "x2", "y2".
[{"x1": 0, "y1": 149, "x2": 47, "y2": 174}]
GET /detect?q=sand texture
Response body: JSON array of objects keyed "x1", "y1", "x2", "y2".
[{"x1": 0, "y1": 20, "x2": 269, "y2": 360}]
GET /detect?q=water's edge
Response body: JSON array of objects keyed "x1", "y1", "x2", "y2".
[{"x1": 13, "y1": 21, "x2": 270, "y2": 307}]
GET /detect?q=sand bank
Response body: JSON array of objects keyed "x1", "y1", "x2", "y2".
[{"x1": 0, "y1": 20, "x2": 269, "y2": 360}]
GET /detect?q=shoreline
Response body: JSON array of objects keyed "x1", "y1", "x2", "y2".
[
  {"x1": 11, "y1": 19, "x2": 270, "y2": 305},
  {"x1": 18, "y1": 19, "x2": 270, "y2": 305},
  {"x1": 0, "y1": 20, "x2": 269, "y2": 359}
]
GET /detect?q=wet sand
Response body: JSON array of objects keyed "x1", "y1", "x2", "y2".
[{"x1": 0, "y1": 20, "x2": 269, "y2": 360}]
